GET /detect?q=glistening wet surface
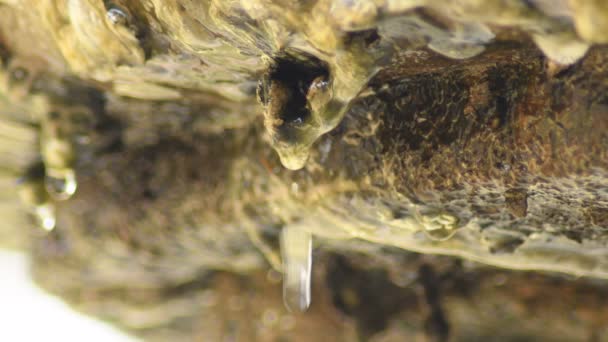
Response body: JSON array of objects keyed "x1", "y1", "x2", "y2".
[{"x1": 0, "y1": 0, "x2": 607, "y2": 322}]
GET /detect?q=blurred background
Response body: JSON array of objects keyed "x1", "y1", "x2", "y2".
[{"x1": 0, "y1": 250, "x2": 136, "y2": 342}]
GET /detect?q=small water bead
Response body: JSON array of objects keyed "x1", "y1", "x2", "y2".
[
  {"x1": 45, "y1": 169, "x2": 77, "y2": 200},
  {"x1": 41, "y1": 135, "x2": 78, "y2": 200},
  {"x1": 35, "y1": 203, "x2": 56, "y2": 231},
  {"x1": 276, "y1": 146, "x2": 312, "y2": 171},
  {"x1": 280, "y1": 226, "x2": 313, "y2": 312}
]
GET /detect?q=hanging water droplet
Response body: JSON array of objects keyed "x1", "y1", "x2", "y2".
[
  {"x1": 45, "y1": 169, "x2": 77, "y2": 200},
  {"x1": 277, "y1": 146, "x2": 311, "y2": 171},
  {"x1": 280, "y1": 226, "x2": 312, "y2": 312},
  {"x1": 421, "y1": 213, "x2": 460, "y2": 241},
  {"x1": 35, "y1": 203, "x2": 56, "y2": 231}
]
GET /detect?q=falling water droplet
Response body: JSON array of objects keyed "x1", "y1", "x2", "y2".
[
  {"x1": 280, "y1": 226, "x2": 312, "y2": 312},
  {"x1": 45, "y1": 169, "x2": 77, "y2": 200},
  {"x1": 35, "y1": 203, "x2": 56, "y2": 231},
  {"x1": 421, "y1": 213, "x2": 460, "y2": 241}
]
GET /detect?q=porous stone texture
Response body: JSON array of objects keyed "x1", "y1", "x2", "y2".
[{"x1": 0, "y1": 0, "x2": 607, "y2": 340}]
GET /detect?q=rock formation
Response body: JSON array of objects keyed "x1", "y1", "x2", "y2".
[{"x1": 0, "y1": 0, "x2": 607, "y2": 340}]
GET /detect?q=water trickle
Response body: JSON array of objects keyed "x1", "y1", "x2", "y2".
[
  {"x1": 421, "y1": 213, "x2": 460, "y2": 241},
  {"x1": 280, "y1": 226, "x2": 313, "y2": 312},
  {"x1": 45, "y1": 169, "x2": 77, "y2": 200}
]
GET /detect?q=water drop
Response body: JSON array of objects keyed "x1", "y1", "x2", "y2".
[
  {"x1": 45, "y1": 169, "x2": 77, "y2": 200},
  {"x1": 35, "y1": 203, "x2": 56, "y2": 231},
  {"x1": 280, "y1": 226, "x2": 312, "y2": 312},
  {"x1": 276, "y1": 146, "x2": 312, "y2": 171},
  {"x1": 421, "y1": 213, "x2": 460, "y2": 241}
]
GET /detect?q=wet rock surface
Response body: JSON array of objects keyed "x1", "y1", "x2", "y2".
[{"x1": 0, "y1": 0, "x2": 608, "y2": 340}]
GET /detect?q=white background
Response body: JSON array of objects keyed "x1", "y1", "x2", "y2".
[{"x1": 0, "y1": 250, "x2": 137, "y2": 341}]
